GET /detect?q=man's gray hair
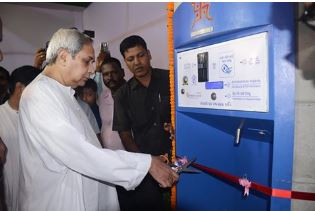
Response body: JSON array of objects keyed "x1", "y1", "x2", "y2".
[{"x1": 46, "y1": 28, "x2": 93, "y2": 65}]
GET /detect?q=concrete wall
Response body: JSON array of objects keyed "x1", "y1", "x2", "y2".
[{"x1": 291, "y1": 3, "x2": 315, "y2": 211}]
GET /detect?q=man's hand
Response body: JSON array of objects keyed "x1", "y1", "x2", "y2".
[
  {"x1": 0, "y1": 138, "x2": 7, "y2": 164},
  {"x1": 119, "y1": 131, "x2": 141, "y2": 153},
  {"x1": 95, "y1": 51, "x2": 106, "y2": 72},
  {"x1": 34, "y1": 48, "x2": 46, "y2": 69},
  {"x1": 149, "y1": 156, "x2": 179, "y2": 188},
  {"x1": 164, "y1": 123, "x2": 175, "y2": 140}
]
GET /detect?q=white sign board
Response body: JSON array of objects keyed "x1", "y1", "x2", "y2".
[{"x1": 177, "y1": 32, "x2": 269, "y2": 112}]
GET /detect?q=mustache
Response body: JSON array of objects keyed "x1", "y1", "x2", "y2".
[
  {"x1": 107, "y1": 79, "x2": 117, "y2": 83},
  {"x1": 134, "y1": 66, "x2": 143, "y2": 71}
]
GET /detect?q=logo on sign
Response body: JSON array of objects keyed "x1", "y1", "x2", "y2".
[
  {"x1": 221, "y1": 64, "x2": 232, "y2": 74},
  {"x1": 191, "y1": 3, "x2": 212, "y2": 28}
]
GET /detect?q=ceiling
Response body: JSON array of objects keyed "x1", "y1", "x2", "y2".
[{"x1": 56, "y1": 2, "x2": 92, "y2": 8}]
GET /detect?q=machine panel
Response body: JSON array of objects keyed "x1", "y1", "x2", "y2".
[{"x1": 177, "y1": 32, "x2": 269, "y2": 112}]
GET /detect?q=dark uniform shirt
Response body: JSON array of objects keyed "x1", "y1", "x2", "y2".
[
  {"x1": 113, "y1": 68, "x2": 171, "y2": 156},
  {"x1": 0, "y1": 93, "x2": 9, "y2": 105},
  {"x1": 90, "y1": 103, "x2": 102, "y2": 130}
]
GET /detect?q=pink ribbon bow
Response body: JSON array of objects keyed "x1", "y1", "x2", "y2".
[
  {"x1": 174, "y1": 156, "x2": 188, "y2": 167},
  {"x1": 239, "y1": 178, "x2": 251, "y2": 196}
]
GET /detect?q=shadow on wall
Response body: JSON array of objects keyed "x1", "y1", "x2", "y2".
[
  {"x1": 297, "y1": 3, "x2": 315, "y2": 87},
  {"x1": 297, "y1": 23, "x2": 315, "y2": 86},
  {"x1": 271, "y1": 2, "x2": 315, "y2": 87}
]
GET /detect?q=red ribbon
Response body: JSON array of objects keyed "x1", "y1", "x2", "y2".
[{"x1": 192, "y1": 162, "x2": 315, "y2": 201}]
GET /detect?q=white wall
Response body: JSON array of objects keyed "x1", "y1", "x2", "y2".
[
  {"x1": 291, "y1": 3, "x2": 315, "y2": 211},
  {"x1": 0, "y1": 3, "x2": 83, "y2": 72},
  {"x1": 83, "y1": 2, "x2": 169, "y2": 80},
  {"x1": 0, "y1": 2, "x2": 169, "y2": 78}
]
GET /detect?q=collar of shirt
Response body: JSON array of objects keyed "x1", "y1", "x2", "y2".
[
  {"x1": 3, "y1": 100, "x2": 18, "y2": 114},
  {"x1": 41, "y1": 73, "x2": 75, "y2": 97},
  {"x1": 129, "y1": 68, "x2": 160, "y2": 91}
]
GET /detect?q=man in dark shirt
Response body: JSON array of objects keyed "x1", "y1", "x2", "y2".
[
  {"x1": 0, "y1": 67, "x2": 9, "y2": 105},
  {"x1": 113, "y1": 35, "x2": 171, "y2": 211}
]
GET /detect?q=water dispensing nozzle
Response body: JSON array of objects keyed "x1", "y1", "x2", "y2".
[{"x1": 235, "y1": 119, "x2": 245, "y2": 145}]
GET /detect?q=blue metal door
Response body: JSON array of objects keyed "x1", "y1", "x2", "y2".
[{"x1": 174, "y1": 3, "x2": 296, "y2": 210}]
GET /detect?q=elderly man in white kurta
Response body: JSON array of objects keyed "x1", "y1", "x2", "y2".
[
  {"x1": 18, "y1": 28, "x2": 178, "y2": 211},
  {"x1": 0, "y1": 65, "x2": 40, "y2": 211},
  {"x1": 0, "y1": 101, "x2": 19, "y2": 211}
]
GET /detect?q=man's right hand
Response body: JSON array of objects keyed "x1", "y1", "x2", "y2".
[
  {"x1": 34, "y1": 48, "x2": 46, "y2": 69},
  {"x1": 149, "y1": 156, "x2": 179, "y2": 188},
  {"x1": 95, "y1": 51, "x2": 106, "y2": 72}
]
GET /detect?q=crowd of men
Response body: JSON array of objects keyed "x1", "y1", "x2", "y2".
[{"x1": 0, "y1": 28, "x2": 178, "y2": 211}]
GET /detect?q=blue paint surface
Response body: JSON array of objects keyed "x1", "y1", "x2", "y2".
[
  {"x1": 205, "y1": 81, "x2": 224, "y2": 89},
  {"x1": 174, "y1": 3, "x2": 296, "y2": 210}
]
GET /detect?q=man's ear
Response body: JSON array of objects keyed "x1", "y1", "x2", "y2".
[
  {"x1": 121, "y1": 68, "x2": 125, "y2": 77},
  {"x1": 15, "y1": 82, "x2": 25, "y2": 95},
  {"x1": 147, "y1": 50, "x2": 152, "y2": 60},
  {"x1": 58, "y1": 48, "x2": 69, "y2": 66}
]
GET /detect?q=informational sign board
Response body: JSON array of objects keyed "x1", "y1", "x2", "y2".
[{"x1": 177, "y1": 32, "x2": 269, "y2": 112}]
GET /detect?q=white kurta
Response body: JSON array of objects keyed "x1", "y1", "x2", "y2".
[
  {"x1": 18, "y1": 74, "x2": 151, "y2": 211},
  {"x1": 0, "y1": 101, "x2": 20, "y2": 211},
  {"x1": 77, "y1": 98, "x2": 100, "y2": 134},
  {"x1": 99, "y1": 87, "x2": 125, "y2": 150}
]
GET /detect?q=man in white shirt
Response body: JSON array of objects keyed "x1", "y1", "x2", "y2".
[
  {"x1": 77, "y1": 97, "x2": 100, "y2": 134},
  {"x1": 18, "y1": 28, "x2": 178, "y2": 211},
  {"x1": 0, "y1": 65, "x2": 39, "y2": 211},
  {"x1": 99, "y1": 57, "x2": 126, "y2": 150}
]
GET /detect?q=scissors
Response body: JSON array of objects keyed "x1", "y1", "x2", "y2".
[{"x1": 160, "y1": 154, "x2": 200, "y2": 174}]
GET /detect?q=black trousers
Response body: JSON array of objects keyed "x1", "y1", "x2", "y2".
[{"x1": 117, "y1": 174, "x2": 170, "y2": 211}]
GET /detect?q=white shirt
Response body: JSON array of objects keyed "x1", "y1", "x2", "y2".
[
  {"x1": 99, "y1": 87, "x2": 125, "y2": 150},
  {"x1": 77, "y1": 98, "x2": 100, "y2": 134},
  {"x1": 0, "y1": 101, "x2": 19, "y2": 211},
  {"x1": 18, "y1": 74, "x2": 151, "y2": 211}
]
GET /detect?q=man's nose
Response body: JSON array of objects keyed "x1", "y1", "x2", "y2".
[
  {"x1": 88, "y1": 62, "x2": 95, "y2": 74},
  {"x1": 134, "y1": 57, "x2": 140, "y2": 65},
  {"x1": 83, "y1": 95, "x2": 87, "y2": 101}
]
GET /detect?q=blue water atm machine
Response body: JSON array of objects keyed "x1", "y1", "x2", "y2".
[{"x1": 173, "y1": 3, "x2": 296, "y2": 211}]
